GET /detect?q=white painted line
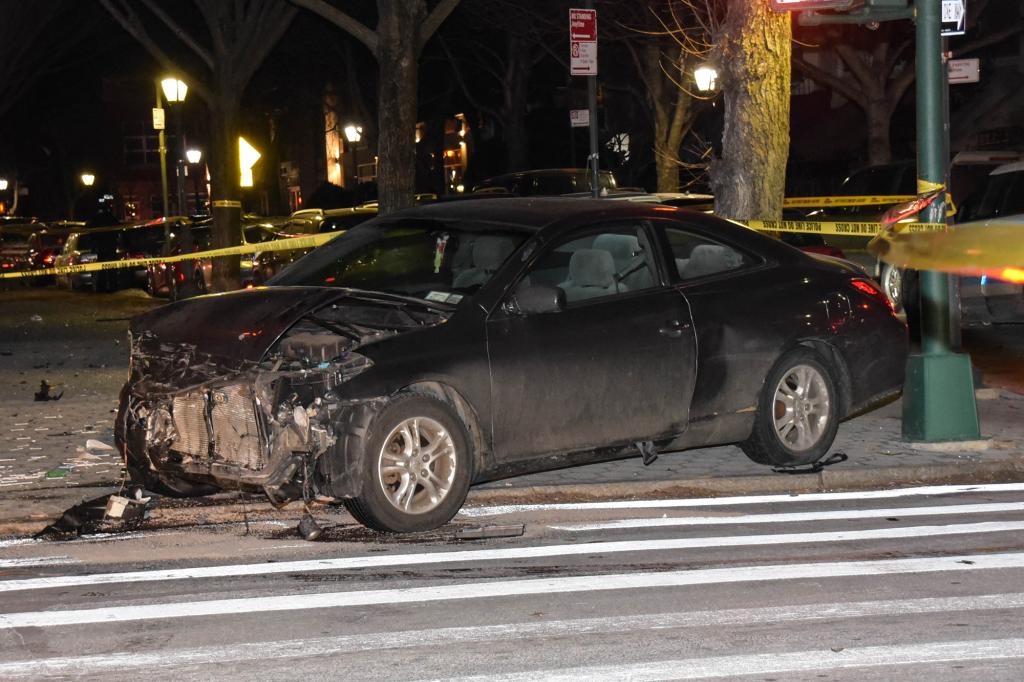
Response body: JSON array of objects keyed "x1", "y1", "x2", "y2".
[
  {"x1": 3, "y1": 593, "x2": 1023, "y2": 676},
  {"x1": 0, "y1": 556, "x2": 77, "y2": 569},
  {"x1": 548, "y1": 502, "x2": 1024, "y2": 531},
  {"x1": 460, "y1": 482, "x2": 1024, "y2": 517},
  {"x1": 425, "y1": 639, "x2": 1024, "y2": 681},
  {"x1": 0, "y1": 538, "x2": 41, "y2": 549},
  {"x1": 3, "y1": 552, "x2": 1024, "y2": 630},
  {"x1": 3, "y1": 520, "x2": 1024, "y2": 594}
]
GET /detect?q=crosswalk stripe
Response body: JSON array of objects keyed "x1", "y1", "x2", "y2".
[
  {"x1": 549, "y1": 501, "x2": 1024, "y2": 531},
  {"x1": 421, "y1": 638, "x2": 1024, "y2": 681},
  {"x1": 460, "y1": 482, "x2": 1024, "y2": 517},
  {"x1": 3, "y1": 520, "x2": 1023, "y2": 595},
  {"x1": 0, "y1": 557, "x2": 77, "y2": 569},
  {"x1": 2, "y1": 593, "x2": 1022, "y2": 676},
  {"x1": 2, "y1": 552, "x2": 1024, "y2": 630}
]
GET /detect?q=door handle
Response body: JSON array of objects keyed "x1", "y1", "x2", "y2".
[{"x1": 659, "y1": 319, "x2": 688, "y2": 338}]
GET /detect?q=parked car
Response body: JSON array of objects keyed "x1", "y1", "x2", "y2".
[
  {"x1": 22, "y1": 229, "x2": 69, "y2": 283},
  {"x1": 473, "y1": 168, "x2": 618, "y2": 196},
  {"x1": 55, "y1": 222, "x2": 165, "y2": 292},
  {"x1": 117, "y1": 198, "x2": 907, "y2": 534},
  {"x1": 957, "y1": 161, "x2": 1024, "y2": 326},
  {"x1": 251, "y1": 208, "x2": 377, "y2": 283}
]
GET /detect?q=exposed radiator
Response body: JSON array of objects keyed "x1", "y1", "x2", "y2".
[{"x1": 169, "y1": 385, "x2": 265, "y2": 470}]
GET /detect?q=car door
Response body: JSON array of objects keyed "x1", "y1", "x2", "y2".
[{"x1": 485, "y1": 220, "x2": 697, "y2": 462}]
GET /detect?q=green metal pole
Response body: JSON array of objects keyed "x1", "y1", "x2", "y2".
[{"x1": 901, "y1": 0, "x2": 980, "y2": 442}]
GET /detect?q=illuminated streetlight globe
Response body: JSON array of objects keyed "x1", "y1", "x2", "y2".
[
  {"x1": 343, "y1": 125, "x2": 363, "y2": 143},
  {"x1": 80, "y1": 173, "x2": 96, "y2": 187},
  {"x1": 186, "y1": 149, "x2": 202, "y2": 164},
  {"x1": 161, "y1": 77, "x2": 188, "y2": 103},
  {"x1": 694, "y1": 65, "x2": 718, "y2": 93},
  {"x1": 0, "y1": 179, "x2": 8, "y2": 191}
]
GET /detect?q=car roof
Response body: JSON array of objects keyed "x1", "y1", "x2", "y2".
[{"x1": 383, "y1": 197, "x2": 630, "y2": 230}]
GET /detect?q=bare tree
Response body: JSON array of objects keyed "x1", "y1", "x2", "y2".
[
  {"x1": 100, "y1": 0, "x2": 297, "y2": 291},
  {"x1": 439, "y1": 1, "x2": 561, "y2": 174},
  {"x1": 291, "y1": 0, "x2": 460, "y2": 215},
  {"x1": 794, "y1": 0, "x2": 1022, "y2": 165},
  {"x1": 617, "y1": 2, "x2": 715, "y2": 192},
  {"x1": 711, "y1": 0, "x2": 790, "y2": 219}
]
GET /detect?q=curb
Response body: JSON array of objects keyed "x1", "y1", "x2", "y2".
[{"x1": 2, "y1": 458, "x2": 1023, "y2": 538}]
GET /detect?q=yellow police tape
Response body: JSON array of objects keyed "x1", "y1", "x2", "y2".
[
  {"x1": 782, "y1": 195, "x2": 915, "y2": 208},
  {"x1": 737, "y1": 219, "x2": 946, "y2": 237},
  {"x1": 0, "y1": 231, "x2": 340, "y2": 280}
]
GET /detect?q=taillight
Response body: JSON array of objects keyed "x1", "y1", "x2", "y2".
[{"x1": 850, "y1": 277, "x2": 895, "y2": 314}]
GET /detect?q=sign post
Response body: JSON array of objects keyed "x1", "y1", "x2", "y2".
[
  {"x1": 570, "y1": 5, "x2": 599, "y2": 197},
  {"x1": 771, "y1": 0, "x2": 980, "y2": 443}
]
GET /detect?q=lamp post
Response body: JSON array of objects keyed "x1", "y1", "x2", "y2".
[
  {"x1": 161, "y1": 77, "x2": 188, "y2": 216},
  {"x1": 186, "y1": 148, "x2": 203, "y2": 215},
  {"x1": 344, "y1": 124, "x2": 362, "y2": 191}
]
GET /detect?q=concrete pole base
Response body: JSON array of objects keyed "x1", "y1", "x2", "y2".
[{"x1": 902, "y1": 352, "x2": 981, "y2": 442}]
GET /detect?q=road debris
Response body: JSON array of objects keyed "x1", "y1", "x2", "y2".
[
  {"x1": 455, "y1": 524, "x2": 526, "y2": 540},
  {"x1": 33, "y1": 380, "x2": 63, "y2": 402},
  {"x1": 85, "y1": 438, "x2": 115, "y2": 451},
  {"x1": 35, "y1": 490, "x2": 152, "y2": 539}
]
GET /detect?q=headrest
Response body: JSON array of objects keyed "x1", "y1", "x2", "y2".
[
  {"x1": 472, "y1": 236, "x2": 516, "y2": 271},
  {"x1": 593, "y1": 233, "x2": 640, "y2": 268},
  {"x1": 569, "y1": 249, "x2": 616, "y2": 287},
  {"x1": 686, "y1": 244, "x2": 735, "y2": 278}
]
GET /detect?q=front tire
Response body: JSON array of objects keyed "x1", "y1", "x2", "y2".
[
  {"x1": 880, "y1": 264, "x2": 903, "y2": 313},
  {"x1": 741, "y1": 348, "x2": 840, "y2": 467},
  {"x1": 343, "y1": 393, "x2": 472, "y2": 533}
]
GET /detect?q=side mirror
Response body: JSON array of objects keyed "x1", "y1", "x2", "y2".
[{"x1": 509, "y1": 282, "x2": 564, "y2": 315}]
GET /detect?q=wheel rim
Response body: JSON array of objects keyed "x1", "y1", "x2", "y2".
[
  {"x1": 377, "y1": 416, "x2": 456, "y2": 515},
  {"x1": 884, "y1": 267, "x2": 902, "y2": 309},
  {"x1": 772, "y1": 364, "x2": 831, "y2": 452}
]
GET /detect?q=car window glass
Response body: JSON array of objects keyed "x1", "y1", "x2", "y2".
[
  {"x1": 999, "y1": 172, "x2": 1024, "y2": 217},
  {"x1": 664, "y1": 226, "x2": 752, "y2": 281},
  {"x1": 522, "y1": 224, "x2": 658, "y2": 305}
]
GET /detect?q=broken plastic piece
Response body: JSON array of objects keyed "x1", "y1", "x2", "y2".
[
  {"x1": 298, "y1": 514, "x2": 323, "y2": 541},
  {"x1": 105, "y1": 495, "x2": 130, "y2": 519},
  {"x1": 455, "y1": 524, "x2": 525, "y2": 540},
  {"x1": 34, "y1": 380, "x2": 63, "y2": 402},
  {"x1": 85, "y1": 439, "x2": 115, "y2": 451},
  {"x1": 636, "y1": 440, "x2": 658, "y2": 466},
  {"x1": 772, "y1": 452, "x2": 848, "y2": 475},
  {"x1": 45, "y1": 468, "x2": 69, "y2": 479}
]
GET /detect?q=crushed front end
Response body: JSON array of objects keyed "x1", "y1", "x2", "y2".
[{"x1": 116, "y1": 291, "x2": 444, "y2": 505}]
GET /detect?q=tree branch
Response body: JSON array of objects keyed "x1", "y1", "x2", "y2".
[
  {"x1": 289, "y1": 0, "x2": 378, "y2": 55},
  {"x1": 792, "y1": 54, "x2": 864, "y2": 106},
  {"x1": 98, "y1": 0, "x2": 213, "y2": 101},
  {"x1": 952, "y1": 23, "x2": 1024, "y2": 57},
  {"x1": 140, "y1": 0, "x2": 214, "y2": 70},
  {"x1": 418, "y1": 0, "x2": 461, "y2": 54}
]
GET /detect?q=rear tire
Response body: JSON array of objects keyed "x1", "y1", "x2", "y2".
[
  {"x1": 741, "y1": 348, "x2": 840, "y2": 467},
  {"x1": 343, "y1": 393, "x2": 472, "y2": 533}
]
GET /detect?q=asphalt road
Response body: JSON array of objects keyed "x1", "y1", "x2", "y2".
[{"x1": 2, "y1": 482, "x2": 1024, "y2": 680}]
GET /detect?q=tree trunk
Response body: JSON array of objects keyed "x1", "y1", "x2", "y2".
[
  {"x1": 866, "y1": 98, "x2": 893, "y2": 165},
  {"x1": 376, "y1": 0, "x2": 425, "y2": 215},
  {"x1": 209, "y1": 93, "x2": 242, "y2": 293},
  {"x1": 503, "y1": 33, "x2": 530, "y2": 172},
  {"x1": 711, "y1": 0, "x2": 791, "y2": 220}
]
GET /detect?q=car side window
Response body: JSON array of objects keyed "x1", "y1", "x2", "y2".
[
  {"x1": 664, "y1": 226, "x2": 752, "y2": 281},
  {"x1": 523, "y1": 224, "x2": 658, "y2": 305}
]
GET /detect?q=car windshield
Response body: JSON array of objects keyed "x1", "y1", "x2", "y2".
[{"x1": 269, "y1": 218, "x2": 530, "y2": 302}]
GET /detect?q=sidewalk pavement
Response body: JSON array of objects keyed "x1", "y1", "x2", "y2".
[{"x1": 1, "y1": 383, "x2": 1022, "y2": 537}]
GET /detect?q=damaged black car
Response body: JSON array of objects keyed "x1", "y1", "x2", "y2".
[{"x1": 116, "y1": 198, "x2": 908, "y2": 533}]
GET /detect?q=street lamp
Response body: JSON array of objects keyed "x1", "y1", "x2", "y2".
[
  {"x1": 344, "y1": 124, "x2": 362, "y2": 188},
  {"x1": 160, "y1": 78, "x2": 188, "y2": 103},
  {"x1": 80, "y1": 173, "x2": 96, "y2": 187},
  {"x1": 186, "y1": 148, "x2": 203, "y2": 214},
  {"x1": 0, "y1": 179, "x2": 7, "y2": 191},
  {"x1": 161, "y1": 77, "x2": 188, "y2": 215},
  {"x1": 694, "y1": 64, "x2": 718, "y2": 93}
]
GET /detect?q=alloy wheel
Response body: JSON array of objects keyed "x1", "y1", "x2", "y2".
[
  {"x1": 376, "y1": 416, "x2": 457, "y2": 514},
  {"x1": 772, "y1": 364, "x2": 831, "y2": 451}
]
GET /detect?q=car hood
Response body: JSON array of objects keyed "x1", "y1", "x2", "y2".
[{"x1": 131, "y1": 286, "x2": 360, "y2": 363}]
